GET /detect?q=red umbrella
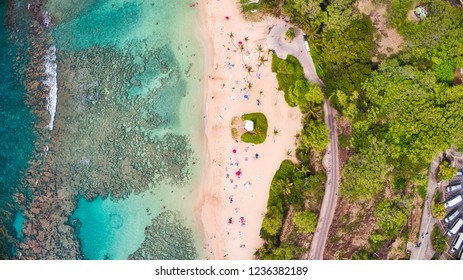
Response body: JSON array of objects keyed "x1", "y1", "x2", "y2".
[
  {"x1": 232, "y1": 149, "x2": 237, "y2": 153},
  {"x1": 238, "y1": 41, "x2": 243, "y2": 45},
  {"x1": 225, "y1": 16, "x2": 229, "y2": 20}
]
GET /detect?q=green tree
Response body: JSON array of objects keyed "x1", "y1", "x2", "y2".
[
  {"x1": 293, "y1": 211, "x2": 318, "y2": 233},
  {"x1": 431, "y1": 225, "x2": 447, "y2": 254},
  {"x1": 351, "y1": 248, "x2": 374, "y2": 260},
  {"x1": 341, "y1": 138, "x2": 391, "y2": 200},
  {"x1": 261, "y1": 206, "x2": 284, "y2": 237},
  {"x1": 331, "y1": 90, "x2": 358, "y2": 120},
  {"x1": 259, "y1": 0, "x2": 280, "y2": 15},
  {"x1": 322, "y1": 0, "x2": 357, "y2": 34},
  {"x1": 317, "y1": 15, "x2": 375, "y2": 98},
  {"x1": 375, "y1": 200, "x2": 408, "y2": 237},
  {"x1": 287, "y1": 80, "x2": 324, "y2": 113},
  {"x1": 283, "y1": 0, "x2": 324, "y2": 31},
  {"x1": 437, "y1": 160, "x2": 457, "y2": 181},
  {"x1": 270, "y1": 243, "x2": 298, "y2": 260},
  {"x1": 299, "y1": 119, "x2": 329, "y2": 153},
  {"x1": 276, "y1": 178, "x2": 293, "y2": 196}
]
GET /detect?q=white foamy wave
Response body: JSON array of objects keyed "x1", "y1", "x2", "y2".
[{"x1": 43, "y1": 45, "x2": 57, "y2": 130}]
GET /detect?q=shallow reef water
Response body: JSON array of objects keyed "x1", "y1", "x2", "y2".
[{"x1": 4, "y1": 0, "x2": 206, "y2": 259}]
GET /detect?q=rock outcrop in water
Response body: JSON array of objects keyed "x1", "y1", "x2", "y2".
[{"x1": 129, "y1": 211, "x2": 198, "y2": 260}]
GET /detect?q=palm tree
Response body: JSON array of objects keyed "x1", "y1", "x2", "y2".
[
  {"x1": 239, "y1": 44, "x2": 245, "y2": 64},
  {"x1": 305, "y1": 25, "x2": 321, "y2": 45},
  {"x1": 293, "y1": 132, "x2": 301, "y2": 146},
  {"x1": 272, "y1": 127, "x2": 281, "y2": 142},
  {"x1": 247, "y1": 82, "x2": 253, "y2": 92},
  {"x1": 256, "y1": 55, "x2": 268, "y2": 75},
  {"x1": 276, "y1": 178, "x2": 293, "y2": 196},
  {"x1": 228, "y1": 32, "x2": 237, "y2": 49},
  {"x1": 244, "y1": 36, "x2": 250, "y2": 53},
  {"x1": 246, "y1": 65, "x2": 254, "y2": 79},
  {"x1": 299, "y1": 164, "x2": 310, "y2": 176},
  {"x1": 274, "y1": 87, "x2": 281, "y2": 105},
  {"x1": 256, "y1": 44, "x2": 263, "y2": 57},
  {"x1": 285, "y1": 149, "x2": 293, "y2": 159},
  {"x1": 266, "y1": 48, "x2": 273, "y2": 59}
]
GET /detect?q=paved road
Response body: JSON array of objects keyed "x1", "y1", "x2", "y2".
[
  {"x1": 267, "y1": 21, "x2": 339, "y2": 260},
  {"x1": 267, "y1": 22, "x2": 322, "y2": 84},
  {"x1": 409, "y1": 154, "x2": 441, "y2": 259}
]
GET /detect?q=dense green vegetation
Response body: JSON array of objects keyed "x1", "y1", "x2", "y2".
[
  {"x1": 375, "y1": 199, "x2": 409, "y2": 238},
  {"x1": 293, "y1": 210, "x2": 318, "y2": 233},
  {"x1": 256, "y1": 160, "x2": 326, "y2": 259},
  {"x1": 257, "y1": 54, "x2": 328, "y2": 259},
  {"x1": 260, "y1": 160, "x2": 307, "y2": 240},
  {"x1": 437, "y1": 160, "x2": 457, "y2": 181},
  {"x1": 391, "y1": 0, "x2": 463, "y2": 84},
  {"x1": 271, "y1": 54, "x2": 328, "y2": 154},
  {"x1": 258, "y1": 0, "x2": 463, "y2": 259},
  {"x1": 240, "y1": 113, "x2": 268, "y2": 144},
  {"x1": 431, "y1": 225, "x2": 447, "y2": 254}
]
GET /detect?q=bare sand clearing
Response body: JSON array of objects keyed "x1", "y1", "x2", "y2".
[
  {"x1": 356, "y1": 0, "x2": 404, "y2": 58},
  {"x1": 197, "y1": 0, "x2": 303, "y2": 259}
]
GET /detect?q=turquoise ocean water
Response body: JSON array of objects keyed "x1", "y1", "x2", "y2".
[
  {"x1": 1, "y1": 0, "x2": 206, "y2": 259},
  {"x1": 0, "y1": 0, "x2": 34, "y2": 258}
]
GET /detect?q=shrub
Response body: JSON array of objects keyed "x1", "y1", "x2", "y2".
[
  {"x1": 437, "y1": 160, "x2": 457, "y2": 181},
  {"x1": 293, "y1": 211, "x2": 318, "y2": 233},
  {"x1": 285, "y1": 27, "x2": 296, "y2": 41},
  {"x1": 432, "y1": 202, "x2": 445, "y2": 220},
  {"x1": 338, "y1": 134, "x2": 351, "y2": 149},
  {"x1": 431, "y1": 225, "x2": 446, "y2": 254}
]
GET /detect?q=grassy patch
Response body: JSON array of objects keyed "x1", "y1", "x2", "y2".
[
  {"x1": 338, "y1": 134, "x2": 351, "y2": 149},
  {"x1": 241, "y1": 112, "x2": 268, "y2": 144}
]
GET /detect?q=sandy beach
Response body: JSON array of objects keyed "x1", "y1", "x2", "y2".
[{"x1": 198, "y1": 0, "x2": 303, "y2": 259}]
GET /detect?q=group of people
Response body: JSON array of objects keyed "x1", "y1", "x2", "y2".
[{"x1": 216, "y1": 24, "x2": 269, "y2": 254}]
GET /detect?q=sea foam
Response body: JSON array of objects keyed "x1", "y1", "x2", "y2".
[{"x1": 43, "y1": 45, "x2": 57, "y2": 130}]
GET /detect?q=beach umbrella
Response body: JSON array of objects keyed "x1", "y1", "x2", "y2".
[
  {"x1": 225, "y1": 16, "x2": 230, "y2": 20},
  {"x1": 238, "y1": 41, "x2": 243, "y2": 45},
  {"x1": 233, "y1": 149, "x2": 237, "y2": 153}
]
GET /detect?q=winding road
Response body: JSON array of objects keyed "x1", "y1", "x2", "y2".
[
  {"x1": 267, "y1": 21, "x2": 340, "y2": 260},
  {"x1": 410, "y1": 153, "x2": 443, "y2": 260}
]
